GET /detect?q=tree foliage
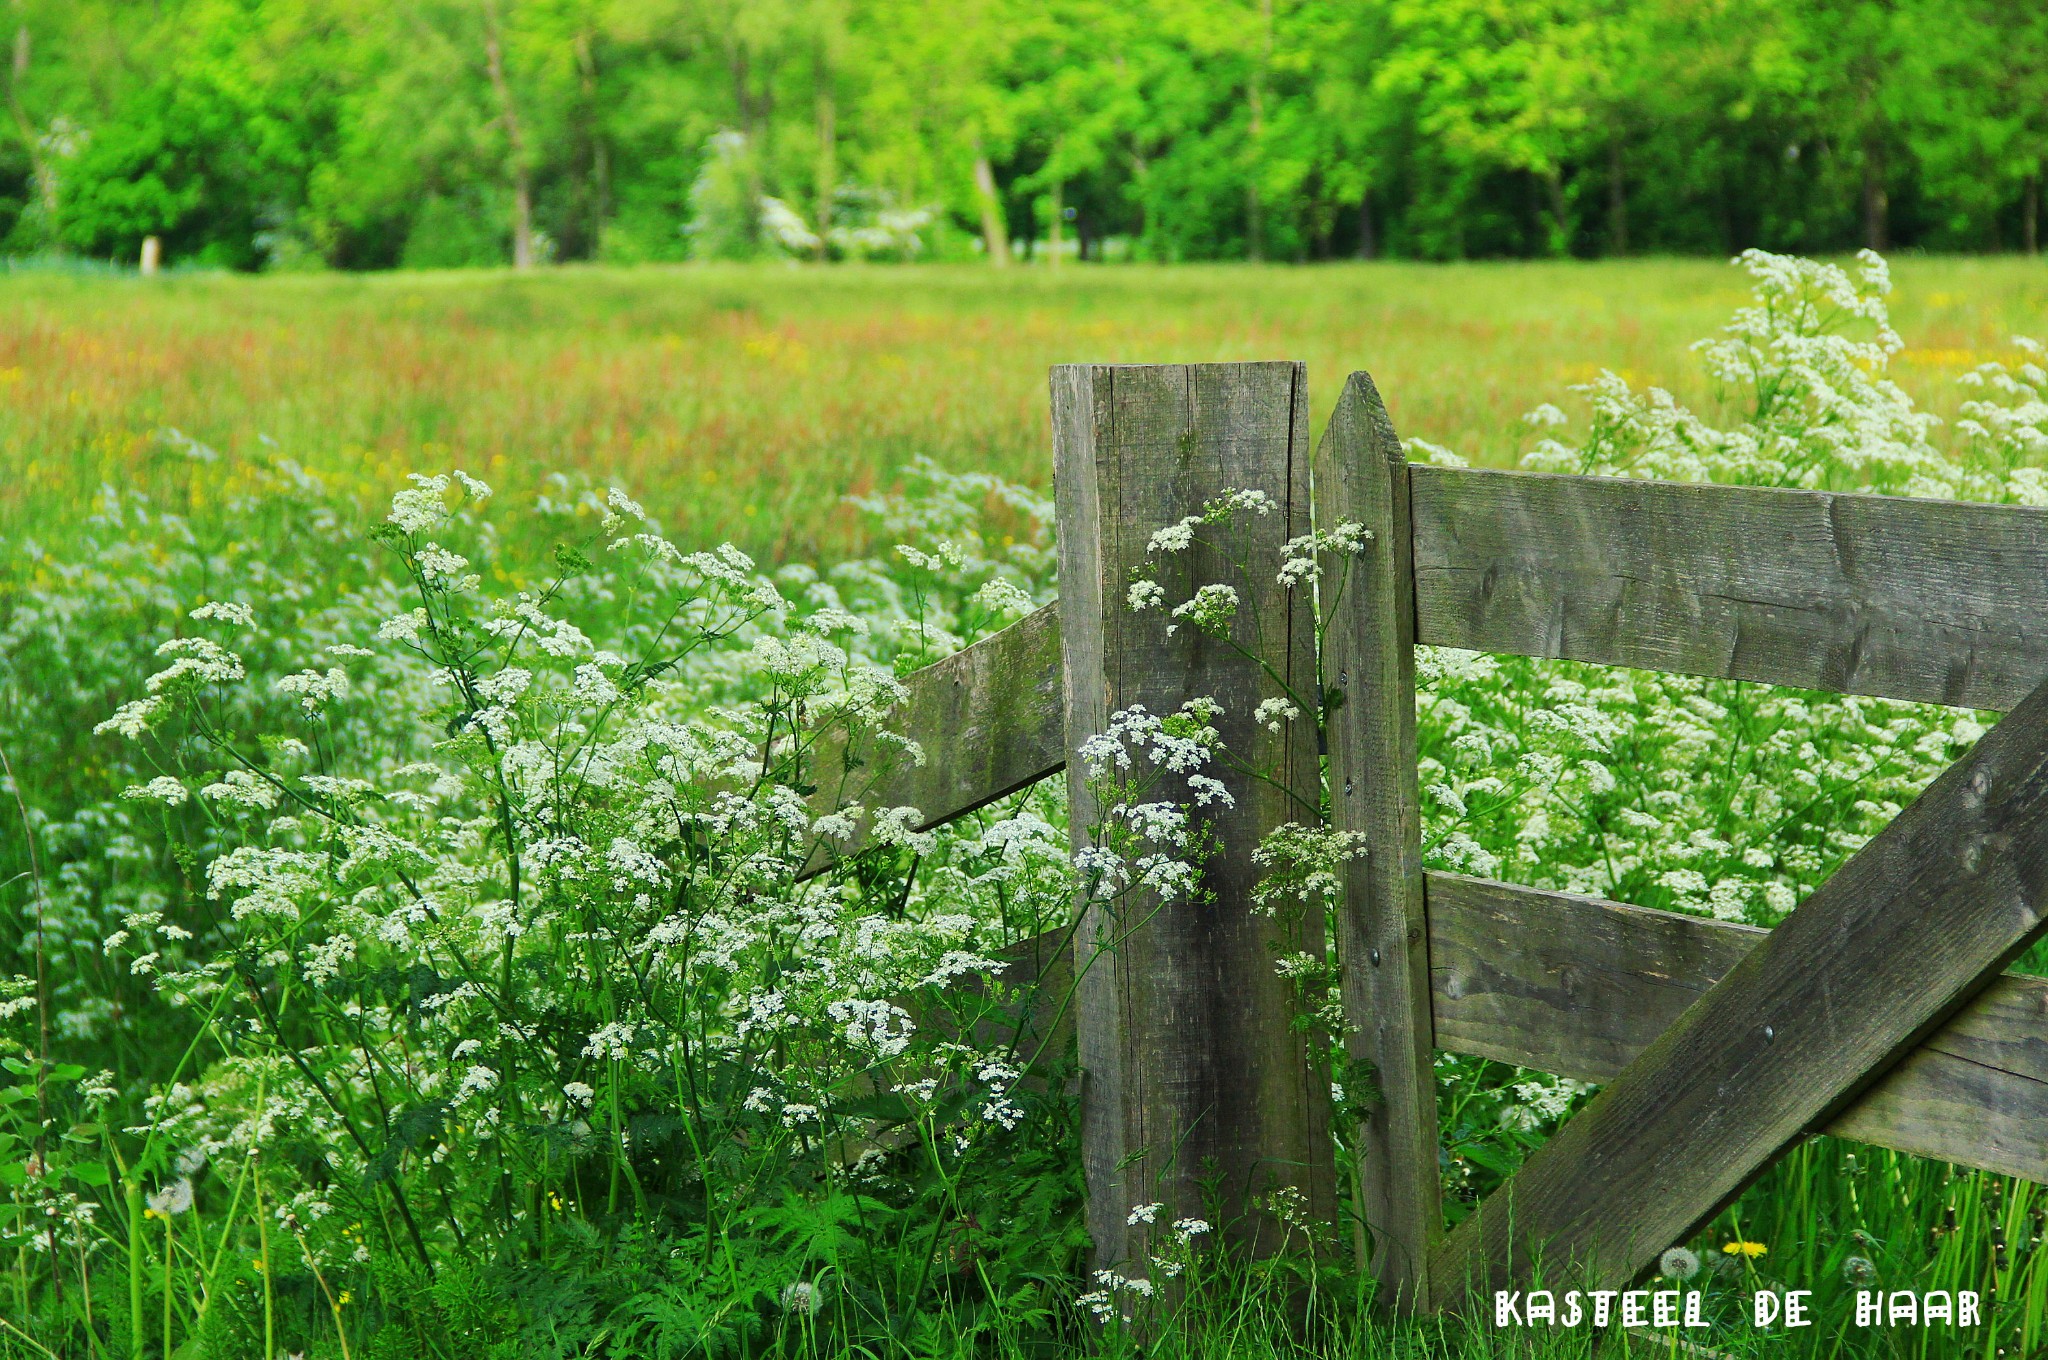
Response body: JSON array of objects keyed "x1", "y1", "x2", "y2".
[{"x1": 2, "y1": 0, "x2": 2043, "y2": 268}]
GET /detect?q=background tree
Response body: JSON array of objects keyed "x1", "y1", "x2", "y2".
[{"x1": 3, "y1": 0, "x2": 2044, "y2": 267}]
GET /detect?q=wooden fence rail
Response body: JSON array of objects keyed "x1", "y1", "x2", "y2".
[
  {"x1": 810, "y1": 362, "x2": 2048, "y2": 1315},
  {"x1": 1410, "y1": 466, "x2": 2048, "y2": 710}
]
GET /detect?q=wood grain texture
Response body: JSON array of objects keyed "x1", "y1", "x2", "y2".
[
  {"x1": 1410, "y1": 467, "x2": 2048, "y2": 709},
  {"x1": 1053, "y1": 362, "x2": 1335, "y2": 1275},
  {"x1": 983, "y1": 863, "x2": 2048, "y2": 1189},
  {"x1": 912, "y1": 926, "x2": 1078, "y2": 1077},
  {"x1": 847, "y1": 929, "x2": 1079, "y2": 1166},
  {"x1": 1428, "y1": 873, "x2": 1763, "y2": 1083},
  {"x1": 800, "y1": 602, "x2": 1064, "y2": 876},
  {"x1": 1319, "y1": 372, "x2": 1442, "y2": 1308},
  {"x1": 1426, "y1": 872, "x2": 2048, "y2": 1184},
  {"x1": 1430, "y1": 667, "x2": 2048, "y2": 1308}
]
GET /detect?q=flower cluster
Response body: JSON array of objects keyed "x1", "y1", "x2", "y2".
[
  {"x1": 20, "y1": 455, "x2": 1078, "y2": 1319},
  {"x1": 1423, "y1": 248, "x2": 2042, "y2": 1152}
]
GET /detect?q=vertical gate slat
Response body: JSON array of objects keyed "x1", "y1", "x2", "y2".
[
  {"x1": 1051, "y1": 361, "x2": 1335, "y2": 1280},
  {"x1": 1318, "y1": 372, "x2": 1442, "y2": 1309}
]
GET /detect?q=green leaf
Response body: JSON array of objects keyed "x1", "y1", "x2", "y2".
[
  {"x1": 1456, "y1": 1141, "x2": 1519, "y2": 1178},
  {"x1": 68, "y1": 1161, "x2": 111, "y2": 1187},
  {"x1": 832, "y1": 1090, "x2": 914, "y2": 1127}
]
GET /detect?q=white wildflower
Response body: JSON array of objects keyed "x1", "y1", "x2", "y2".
[
  {"x1": 122, "y1": 777, "x2": 189, "y2": 805},
  {"x1": 188, "y1": 601, "x2": 255, "y2": 626},
  {"x1": 1253, "y1": 697, "x2": 1299, "y2": 732}
]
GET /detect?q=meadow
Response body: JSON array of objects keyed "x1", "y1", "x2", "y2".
[
  {"x1": 7, "y1": 256, "x2": 2048, "y2": 561},
  {"x1": 3, "y1": 253, "x2": 2048, "y2": 1360}
]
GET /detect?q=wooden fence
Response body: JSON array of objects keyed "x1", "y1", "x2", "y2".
[{"x1": 809, "y1": 362, "x2": 2048, "y2": 1314}]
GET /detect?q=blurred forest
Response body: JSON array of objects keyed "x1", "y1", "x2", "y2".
[{"x1": 3, "y1": 0, "x2": 2045, "y2": 270}]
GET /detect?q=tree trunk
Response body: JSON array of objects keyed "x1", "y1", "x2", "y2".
[
  {"x1": 575, "y1": 29, "x2": 609, "y2": 258},
  {"x1": 1245, "y1": 2, "x2": 1269, "y2": 263},
  {"x1": 1861, "y1": 144, "x2": 1888, "y2": 252},
  {"x1": 482, "y1": 0, "x2": 535, "y2": 269},
  {"x1": 1542, "y1": 169, "x2": 1570, "y2": 255},
  {"x1": 728, "y1": 46, "x2": 765, "y2": 253},
  {"x1": 1357, "y1": 185, "x2": 1376, "y2": 259},
  {"x1": 1049, "y1": 178, "x2": 1064, "y2": 268},
  {"x1": 814, "y1": 60, "x2": 836, "y2": 261},
  {"x1": 1607, "y1": 140, "x2": 1628, "y2": 256},
  {"x1": 8, "y1": 2, "x2": 53, "y2": 241},
  {"x1": 2026, "y1": 173, "x2": 2039, "y2": 256},
  {"x1": 971, "y1": 142, "x2": 1009, "y2": 266},
  {"x1": 1127, "y1": 147, "x2": 1150, "y2": 256}
]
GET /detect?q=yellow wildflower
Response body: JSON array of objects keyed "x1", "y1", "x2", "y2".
[{"x1": 1723, "y1": 1240, "x2": 1767, "y2": 1258}]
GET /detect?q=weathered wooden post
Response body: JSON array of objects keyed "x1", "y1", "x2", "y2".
[
  {"x1": 1319, "y1": 373, "x2": 1442, "y2": 1309},
  {"x1": 1051, "y1": 362, "x2": 1335, "y2": 1279}
]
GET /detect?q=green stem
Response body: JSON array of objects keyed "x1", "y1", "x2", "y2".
[
  {"x1": 124, "y1": 1179, "x2": 144, "y2": 1360},
  {"x1": 197, "y1": 1153, "x2": 255, "y2": 1337},
  {"x1": 162, "y1": 1217, "x2": 173, "y2": 1360},
  {"x1": 256, "y1": 1150, "x2": 274, "y2": 1360}
]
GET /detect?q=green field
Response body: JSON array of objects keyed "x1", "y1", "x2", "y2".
[
  {"x1": 7, "y1": 257, "x2": 2046, "y2": 559},
  {"x1": 4, "y1": 255, "x2": 2048, "y2": 1359}
]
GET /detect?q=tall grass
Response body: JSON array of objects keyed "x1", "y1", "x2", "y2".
[
  {"x1": 4, "y1": 258, "x2": 2045, "y2": 565},
  {"x1": 2, "y1": 256, "x2": 2046, "y2": 1358}
]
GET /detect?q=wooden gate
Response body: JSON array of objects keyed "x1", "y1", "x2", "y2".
[{"x1": 809, "y1": 361, "x2": 2048, "y2": 1311}]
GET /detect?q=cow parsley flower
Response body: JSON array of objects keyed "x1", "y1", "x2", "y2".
[
  {"x1": 1169, "y1": 583, "x2": 1238, "y2": 637},
  {"x1": 94, "y1": 697, "x2": 163, "y2": 739},
  {"x1": 189, "y1": 601, "x2": 256, "y2": 626},
  {"x1": 1254, "y1": 698, "x2": 1299, "y2": 732}
]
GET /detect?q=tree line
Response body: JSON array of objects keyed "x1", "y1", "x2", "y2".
[{"x1": 4, "y1": 0, "x2": 2044, "y2": 271}]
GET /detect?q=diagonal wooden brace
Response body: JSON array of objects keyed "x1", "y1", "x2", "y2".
[{"x1": 1430, "y1": 666, "x2": 2048, "y2": 1308}]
